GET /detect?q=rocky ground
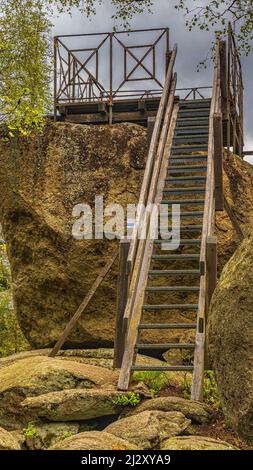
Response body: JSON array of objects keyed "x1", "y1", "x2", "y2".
[{"x1": 0, "y1": 348, "x2": 250, "y2": 451}]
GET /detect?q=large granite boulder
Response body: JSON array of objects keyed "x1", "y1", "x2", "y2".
[
  {"x1": 127, "y1": 396, "x2": 211, "y2": 424},
  {"x1": 21, "y1": 389, "x2": 133, "y2": 422},
  {"x1": 0, "y1": 122, "x2": 146, "y2": 349},
  {"x1": 50, "y1": 430, "x2": 140, "y2": 450},
  {"x1": 1, "y1": 124, "x2": 253, "y2": 351},
  {"x1": 208, "y1": 234, "x2": 253, "y2": 440},
  {"x1": 104, "y1": 410, "x2": 190, "y2": 449}
]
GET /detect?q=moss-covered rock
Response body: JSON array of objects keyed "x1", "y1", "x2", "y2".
[
  {"x1": 208, "y1": 234, "x2": 253, "y2": 440},
  {"x1": 161, "y1": 436, "x2": 236, "y2": 450},
  {"x1": 21, "y1": 389, "x2": 133, "y2": 422},
  {"x1": 127, "y1": 396, "x2": 211, "y2": 424},
  {"x1": 104, "y1": 410, "x2": 190, "y2": 450},
  {"x1": 0, "y1": 355, "x2": 118, "y2": 429},
  {"x1": 50, "y1": 430, "x2": 140, "y2": 450},
  {"x1": 0, "y1": 426, "x2": 21, "y2": 450},
  {"x1": 0, "y1": 122, "x2": 147, "y2": 349}
]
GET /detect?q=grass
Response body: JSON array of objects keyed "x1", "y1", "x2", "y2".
[{"x1": 132, "y1": 370, "x2": 170, "y2": 397}]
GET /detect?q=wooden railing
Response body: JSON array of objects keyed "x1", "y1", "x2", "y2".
[
  {"x1": 191, "y1": 41, "x2": 221, "y2": 400},
  {"x1": 177, "y1": 86, "x2": 212, "y2": 101},
  {"x1": 116, "y1": 46, "x2": 178, "y2": 390}
]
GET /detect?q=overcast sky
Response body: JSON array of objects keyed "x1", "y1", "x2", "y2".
[{"x1": 52, "y1": 0, "x2": 253, "y2": 162}]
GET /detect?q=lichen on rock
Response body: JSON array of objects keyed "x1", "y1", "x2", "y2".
[{"x1": 208, "y1": 234, "x2": 253, "y2": 440}]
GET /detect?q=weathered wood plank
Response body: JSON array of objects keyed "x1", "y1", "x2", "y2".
[
  {"x1": 219, "y1": 40, "x2": 228, "y2": 121},
  {"x1": 213, "y1": 113, "x2": 224, "y2": 211},
  {"x1": 113, "y1": 239, "x2": 130, "y2": 369},
  {"x1": 224, "y1": 196, "x2": 244, "y2": 241},
  {"x1": 127, "y1": 44, "x2": 177, "y2": 274},
  {"x1": 206, "y1": 236, "x2": 217, "y2": 310}
]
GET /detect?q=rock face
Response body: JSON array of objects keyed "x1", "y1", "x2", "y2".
[
  {"x1": 0, "y1": 426, "x2": 21, "y2": 450},
  {"x1": 127, "y1": 396, "x2": 211, "y2": 424},
  {"x1": 161, "y1": 436, "x2": 236, "y2": 451},
  {"x1": 0, "y1": 122, "x2": 147, "y2": 348},
  {"x1": 0, "y1": 355, "x2": 118, "y2": 429},
  {"x1": 50, "y1": 430, "x2": 140, "y2": 450},
  {"x1": 208, "y1": 234, "x2": 253, "y2": 440},
  {"x1": 1, "y1": 122, "x2": 253, "y2": 351},
  {"x1": 105, "y1": 410, "x2": 190, "y2": 450}
]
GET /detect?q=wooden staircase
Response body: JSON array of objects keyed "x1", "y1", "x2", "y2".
[
  {"x1": 116, "y1": 35, "x2": 242, "y2": 400},
  {"x1": 133, "y1": 98, "x2": 211, "y2": 376}
]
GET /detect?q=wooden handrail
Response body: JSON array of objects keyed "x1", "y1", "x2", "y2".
[
  {"x1": 191, "y1": 40, "x2": 220, "y2": 401},
  {"x1": 126, "y1": 44, "x2": 177, "y2": 276},
  {"x1": 118, "y1": 72, "x2": 178, "y2": 390}
]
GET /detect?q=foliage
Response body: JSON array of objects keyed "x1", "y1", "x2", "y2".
[
  {"x1": 1, "y1": 0, "x2": 252, "y2": 136},
  {"x1": 181, "y1": 371, "x2": 221, "y2": 410},
  {"x1": 175, "y1": 1, "x2": 253, "y2": 55},
  {"x1": 0, "y1": 0, "x2": 152, "y2": 137},
  {"x1": 112, "y1": 392, "x2": 141, "y2": 407},
  {"x1": 62, "y1": 431, "x2": 73, "y2": 440},
  {"x1": 0, "y1": 240, "x2": 30, "y2": 357},
  {"x1": 133, "y1": 370, "x2": 169, "y2": 396},
  {"x1": 22, "y1": 422, "x2": 38, "y2": 438},
  {"x1": 0, "y1": 0, "x2": 51, "y2": 137},
  {"x1": 0, "y1": 243, "x2": 11, "y2": 291},
  {"x1": 203, "y1": 371, "x2": 221, "y2": 410}
]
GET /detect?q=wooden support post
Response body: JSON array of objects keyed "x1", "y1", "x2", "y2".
[
  {"x1": 224, "y1": 196, "x2": 244, "y2": 241},
  {"x1": 113, "y1": 239, "x2": 130, "y2": 369},
  {"x1": 213, "y1": 113, "x2": 224, "y2": 211},
  {"x1": 206, "y1": 236, "x2": 217, "y2": 311},
  {"x1": 49, "y1": 252, "x2": 118, "y2": 358},
  {"x1": 147, "y1": 117, "x2": 156, "y2": 149},
  {"x1": 191, "y1": 332, "x2": 205, "y2": 401}
]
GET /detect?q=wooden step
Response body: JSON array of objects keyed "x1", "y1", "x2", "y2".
[
  {"x1": 161, "y1": 199, "x2": 205, "y2": 206},
  {"x1": 179, "y1": 99, "x2": 211, "y2": 108},
  {"x1": 178, "y1": 109, "x2": 210, "y2": 117},
  {"x1": 168, "y1": 166, "x2": 207, "y2": 174},
  {"x1": 152, "y1": 254, "x2": 200, "y2": 261},
  {"x1": 170, "y1": 156, "x2": 208, "y2": 164},
  {"x1": 175, "y1": 127, "x2": 209, "y2": 135},
  {"x1": 173, "y1": 136, "x2": 209, "y2": 144},
  {"x1": 149, "y1": 269, "x2": 200, "y2": 276},
  {"x1": 166, "y1": 176, "x2": 206, "y2": 183},
  {"x1": 171, "y1": 145, "x2": 208, "y2": 154},
  {"x1": 161, "y1": 211, "x2": 204, "y2": 218},
  {"x1": 176, "y1": 118, "x2": 209, "y2": 127},
  {"x1": 146, "y1": 286, "x2": 199, "y2": 292},
  {"x1": 132, "y1": 365, "x2": 194, "y2": 372},
  {"x1": 163, "y1": 187, "x2": 205, "y2": 194},
  {"x1": 143, "y1": 304, "x2": 198, "y2": 310},
  {"x1": 136, "y1": 343, "x2": 195, "y2": 350},
  {"x1": 138, "y1": 323, "x2": 197, "y2": 330},
  {"x1": 154, "y1": 239, "x2": 201, "y2": 245}
]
